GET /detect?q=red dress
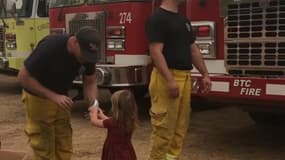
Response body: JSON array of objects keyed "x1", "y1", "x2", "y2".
[{"x1": 102, "y1": 118, "x2": 137, "y2": 160}]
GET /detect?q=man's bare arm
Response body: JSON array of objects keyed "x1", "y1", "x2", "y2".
[
  {"x1": 191, "y1": 43, "x2": 209, "y2": 77},
  {"x1": 149, "y1": 43, "x2": 173, "y2": 81},
  {"x1": 149, "y1": 42, "x2": 179, "y2": 98},
  {"x1": 18, "y1": 66, "x2": 57, "y2": 99},
  {"x1": 191, "y1": 43, "x2": 211, "y2": 93},
  {"x1": 17, "y1": 66, "x2": 73, "y2": 108},
  {"x1": 83, "y1": 73, "x2": 98, "y2": 103}
]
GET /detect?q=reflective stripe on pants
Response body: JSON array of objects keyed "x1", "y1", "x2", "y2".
[
  {"x1": 22, "y1": 91, "x2": 72, "y2": 160},
  {"x1": 148, "y1": 68, "x2": 191, "y2": 160}
]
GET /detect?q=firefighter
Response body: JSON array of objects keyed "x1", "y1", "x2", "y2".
[
  {"x1": 145, "y1": 0, "x2": 212, "y2": 159},
  {"x1": 17, "y1": 26, "x2": 100, "y2": 160}
]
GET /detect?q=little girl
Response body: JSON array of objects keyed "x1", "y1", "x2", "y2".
[{"x1": 89, "y1": 90, "x2": 138, "y2": 160}]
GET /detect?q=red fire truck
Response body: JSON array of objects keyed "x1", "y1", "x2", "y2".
[
  {"x1": 49, "y1": 0, "x2": 285, "y2": 123},
  {"x1": 194, "y1": 0, "x2": 285, "y2": 123},
  {"x1": 192, "y1": 0, "x2": 285, "y2": 123},
  {"x1": 48, "y1": 0, "x2": 215, "y2": 92}
]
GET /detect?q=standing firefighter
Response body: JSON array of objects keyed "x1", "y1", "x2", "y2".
[
  {"x1": 17, "y1": 26, "x2": 100, "y2": 160},
  {"x1": 145, "y1": 0, "x2": 212, "y2": 159}
]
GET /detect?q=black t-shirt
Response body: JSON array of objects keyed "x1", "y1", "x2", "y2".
[
  {"x1": 146, "y1": 8, "x2": 196, "y2": 70},
  {"x1": 24, "y1": 34, "x2": 95, "y2": 95}
]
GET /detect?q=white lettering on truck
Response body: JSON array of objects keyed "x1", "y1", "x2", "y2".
[
  {"x1": 233, "y1": 79, "x2": 262, "y2": 96},
  {"x1": 119, "y1": 12, "x2": 132, "y2": 24}
]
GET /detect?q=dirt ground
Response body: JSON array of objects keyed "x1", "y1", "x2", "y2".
[{"x1": 1, "y1": 73, "x2": 285, "y2": 160}]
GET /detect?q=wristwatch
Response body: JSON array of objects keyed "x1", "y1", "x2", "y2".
[{"x1": 90, "y1": 99, "x2": 99, "y2": 108}]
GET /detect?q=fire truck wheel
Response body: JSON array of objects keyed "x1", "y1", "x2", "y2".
[
  {"x1": 248, "y1": 112, "x2": 285, "y2": 126},
  {"x1": 191, "y1": 97, "x2": 222, "y2": 112}
]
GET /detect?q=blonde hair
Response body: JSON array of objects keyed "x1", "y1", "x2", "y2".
[{"x1": 111, "y1": 90, "x2": 138, "y2": 133}]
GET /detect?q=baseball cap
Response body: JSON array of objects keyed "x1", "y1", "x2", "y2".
[{"x1": 76, "y1": 26, "x2": 100, "y2": 63}]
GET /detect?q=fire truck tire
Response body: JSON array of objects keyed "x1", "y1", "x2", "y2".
[
  {"x1": 248, "y1": 112, "x2": 285, "y2": 125},
  {"x1": 191, "y1": 97, "x2": 222, "y2": 111}
]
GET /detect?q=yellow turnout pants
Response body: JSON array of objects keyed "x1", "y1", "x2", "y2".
[
  {"x1": 22, "y1": 91, "x2": 72, "y2": 160},
  {"x1": 148, "y1": 68, "x2": 191, "y2": 160}
]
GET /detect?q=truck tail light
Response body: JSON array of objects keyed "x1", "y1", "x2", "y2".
[
  {"x1": 5, "y1": 33, "x2": 17, "y2": 50},
  {"x1": 5, "y1": 33, "x2": 16, "y2": 40},
  {"x1": 107, "y1": 26, "x2": 125, "y2": 38},
  {"x1": 192, "y1": 21, "x2": 216, "y2": 58},
  {"x1": 197, "y1": 26, "x2": 210, "y2": 37},
  {"x1": 107, "y1": 26, "x2": 125, "y2": 51}
]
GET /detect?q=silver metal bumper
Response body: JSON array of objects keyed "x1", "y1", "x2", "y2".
[
  {"x1": 0, "y1": 57, "x2": 8, "y2": 69},
  {"x1": 73, "y1": 64, "x2": 149, "y2": 87}
]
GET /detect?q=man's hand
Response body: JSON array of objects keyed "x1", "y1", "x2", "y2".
[
  {"x1": 167, "y1": 79, "x2": 180, "y2": 98},
  {"x1": 200, "y1": 76, "x2": 212, "y2": 94},
  {"x1": 50, "y1": 94, "x2": 73, "y2": 110}
]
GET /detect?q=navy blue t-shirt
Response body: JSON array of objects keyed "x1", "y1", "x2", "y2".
[
  {"x1": 24, "y1": 34, "x2": 95, "y2": 95},
  {"x1": 146, "y1": 8, "x2": 196, "y2": 70}
]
